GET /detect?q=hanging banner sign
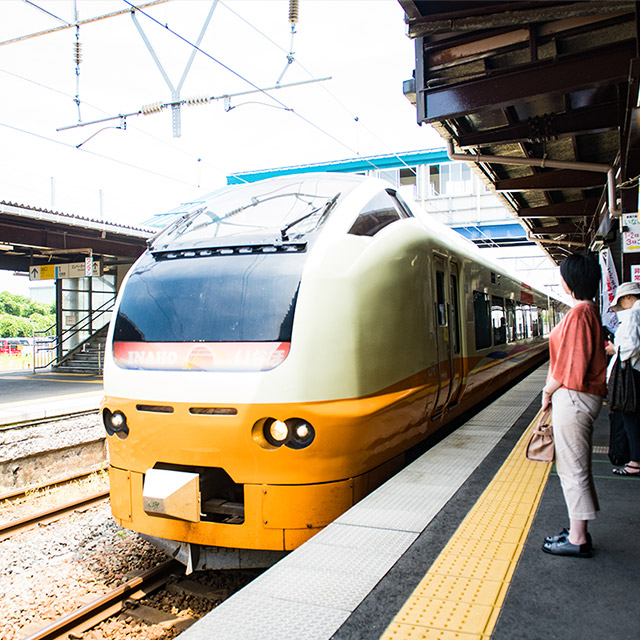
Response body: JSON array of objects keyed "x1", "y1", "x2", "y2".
[
  {"x1": 631, "y1": 265, "x2": 640, "y2": 283},
  {"x1": 622, "y1": 213, "x2": 640, "y2": 253},
  {"x1": 29, "y1": 261, "x2": 102, "y2": 281},
  {"x1": 600, "y1": 248, "x2": 619, "y2": 333}
]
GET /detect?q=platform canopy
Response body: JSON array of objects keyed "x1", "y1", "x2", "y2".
[
  {"x1": 400, "y1": 0, "x2": 640, "y2": 264},
  {"x1": 0, "y1": 201, "x2": 151, "y2": 275}
]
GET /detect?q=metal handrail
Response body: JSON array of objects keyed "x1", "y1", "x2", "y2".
[{"x1": 32, "y1": 295, "x2": 116, "y2": 372}]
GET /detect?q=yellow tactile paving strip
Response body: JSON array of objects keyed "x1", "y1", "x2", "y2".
[{"x1": 381, "y1": 410, "x2": 551, "y2": 640}]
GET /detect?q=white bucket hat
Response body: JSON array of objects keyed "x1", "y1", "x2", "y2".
[{"x1": 610, "y1": 281, "x2": 640, "y2": 312}]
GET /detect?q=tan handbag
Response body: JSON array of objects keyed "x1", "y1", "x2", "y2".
[{"x1": 526, "y1": 408, "x2": 554, "y2": 462}]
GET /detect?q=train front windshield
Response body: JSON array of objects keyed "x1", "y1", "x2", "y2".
[
  {"x1": 112, "y1": 176, "x2": 357, "y2": 372},
  {"x1": 112, "y1": 251, "x2": 303, "y2": 372}
]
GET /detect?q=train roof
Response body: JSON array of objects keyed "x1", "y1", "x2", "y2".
[{"x1": 144, "y1": 173, "x2": 562, "y2": 305}]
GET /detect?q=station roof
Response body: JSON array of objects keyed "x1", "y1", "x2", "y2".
[
  {"x1": 0, "y1": 201, "x2": 152, "y2": 274},
  {"x1": 400, "y1": 0, "x2": 639, "y2": 264},
  {"x1": 227, "y1": 148, "x2": 451, "y2": 184}
]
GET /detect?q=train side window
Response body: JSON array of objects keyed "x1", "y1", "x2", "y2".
[
  {"x1": 389, "y1": 190, "x2": 414, "y2": 218},
  {"x1": 531, "y1": 305, "x2": 539, "y2": 337},
  {"x1": 516, "y1": 304, "x2": 525, "y2": 340},
  {"x1": 541, "y1": 309, "x2": 549, "y2": 336},
  {"x1": 491, "y1": 296, "x2": 506, "y2": 345},
  {"x1": 436, "y1": 270, "x2": 447, "y2": 326},
  {"x1": 523, "y1": 305, "x2": 532, "y2": 338},
  {"x1": 450, "y1": 274, "x2": 460, "y2": 354},
  {"x1": 505, "y1": 299, "x2": 516, "y2": 342},
  {"x1": 348, "y1": 190, "x2": 404, "y2": 237},
  {"x1": 473, "y1": 290, "x2": 491, "y2": 350}
]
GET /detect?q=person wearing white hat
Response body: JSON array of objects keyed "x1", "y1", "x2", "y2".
[{"x1": 605, "y1": 281, "x2": 640, "y2": 476}]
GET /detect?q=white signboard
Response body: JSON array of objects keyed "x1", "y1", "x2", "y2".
[
  {"x1": 623, "y1": 213, "x2": 640, "y2": 253},
  {"x1": 631, "y1": 265, "x2": 640, "y2": 283},
  {"x1": 29, "y1": 260, "x2": 102, "y2": 281}
]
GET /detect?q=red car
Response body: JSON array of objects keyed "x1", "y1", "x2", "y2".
[{"x1": 0, "y1": 339, "x2": 22, "y2": 355}]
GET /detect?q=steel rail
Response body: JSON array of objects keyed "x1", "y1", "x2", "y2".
[
  {"x1": 21, "y1": 559, "x2": 183, "y2": 640},
  {"x1": 0, "y1": 490, "x2": 109, "y2": 541},
  {"x1": 0, "y1": 409, "x2": 99, "y2": 431},
  {"x1": 0, "y1": 464, "x2": 107, "y2": 502}
]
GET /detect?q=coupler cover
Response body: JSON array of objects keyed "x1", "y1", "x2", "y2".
[{"x1": 142, "y1": 469, "x2": 201, "y2": 522}]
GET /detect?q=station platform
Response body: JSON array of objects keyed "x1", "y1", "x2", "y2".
[
  {"x1": 178, "y1": 365, "x2": 640, "y2": 640},
  {"x1": 0, "y1": 369, "x2": 103, "y2": 425}
]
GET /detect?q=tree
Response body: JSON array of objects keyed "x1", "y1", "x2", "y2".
[
  {"x1": 0, "y1": 292, "x2": 56, "y2": 337},
  {"x1": 0, "y1": 292, "x2": 26, "y2": 317},
  {"x1": 0, "y1": 291, "x2": 54, "y2": 318},
  {"x1": 30, "y1": 313, "x2": 55, "y2": 335},
  {"x1": 0, "y1": 314, "x2": 32, "y2": 337}
]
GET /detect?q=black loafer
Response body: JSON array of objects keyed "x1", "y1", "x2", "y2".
[
  {"x1": 544, "y1": 529, "x2": 592, "y2": 546},
  {"x1": 544, "y1": 528, "x2": 569, "y2": 544},
  {"x1": 542, "y1": 537, "x2": 593, "y2": 558}
]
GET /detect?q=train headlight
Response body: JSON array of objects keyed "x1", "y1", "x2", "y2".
[
  {"x1": 269, "y1": 420, "x2": 289, "y2": 443},
  {"x1": 286, "y1": 419, "x2": 315, "y2": 449},
  {"x1": 261, "y1": 418, "x2": 290, "y2": 447},
  {"x1": 295, "y1": 423, "x2": 309, "y2": 439},
  {"x1": 255, "y1": 417, "x2": 315, "y2": 449},
  {"x1": 103, "y1": 409, "x2": 129, "y2": 439},
  {"x1": 111, "y1": 412, "x2": 125, "y2": 428}
]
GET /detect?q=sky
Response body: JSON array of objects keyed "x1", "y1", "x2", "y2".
[
  {"x1": 0, "y1": 0, "x2": 446, "y2": 295},
  {"x1": 0, "y1": 0, "x2": 442, "y2": 217}
]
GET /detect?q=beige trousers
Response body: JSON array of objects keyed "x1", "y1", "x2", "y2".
[{"x1": 551, "y1": 388, "x2": 602, "y2": 521}]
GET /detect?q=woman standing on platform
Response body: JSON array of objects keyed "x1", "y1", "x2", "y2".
[
  {"x1": 541, "y1": 253, "x2": 607, "y2": 558},
  {"x1": 605, "y1": 282, "x2": 640, "y2": 476}
]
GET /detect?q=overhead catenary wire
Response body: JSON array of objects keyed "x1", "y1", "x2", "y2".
[
  {"x1": 9, "y1": 1, "x2": 433, "y2": 199},
  {"x1": 0, "y1": 0, "x2": 170, "y2": 47},
  {"x1": 17, "y1": 0, "x2": 425, "y2": 184},
  {"x1": 121, "y1": 1, "x2": 390, "y2": 175},
  {"x1": 23, "y1": 0, "x2": 72, "y2": 26},
  {"x1": 217, "y1": 0, "x2": 421, "y2": 180},
  {"x1": 0, "y1": 120, "x2": 198, "y2": 188},
  {"x1": 0, "y1": 65, "x2": 228, "y2": 178}
]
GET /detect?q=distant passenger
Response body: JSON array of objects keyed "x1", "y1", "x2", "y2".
[
  {"x1": 540, "y1": 253, "x2": 606, "y2": 558},
  {"x1": 605, "y1": 282, "x2": 640, "y2": 476}
]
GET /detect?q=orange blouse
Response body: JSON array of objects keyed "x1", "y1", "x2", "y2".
[{"x1": 548, "y1": 302, "x2": 607, "y2": 397}]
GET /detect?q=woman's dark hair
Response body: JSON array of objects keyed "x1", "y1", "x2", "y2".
[{"x1": 559, "y1": 253, "x2": 601, "y2": 300}]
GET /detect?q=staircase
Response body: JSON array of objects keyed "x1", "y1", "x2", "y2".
[{"x1": 52, "y1": 326, "x2": 108, "y2": 375}]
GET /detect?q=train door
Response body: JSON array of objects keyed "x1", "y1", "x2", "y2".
[{"x1": 431, "y1": 255, "x2": 451, "y2": 416}]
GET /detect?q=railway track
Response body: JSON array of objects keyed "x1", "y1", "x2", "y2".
[
  {"x1": 21, "y1": 559, "x2": 184, "y2": 640},
  {"x1": 0, "y1": 412, "x2": 106, "y2": 493},
  {"x1": 0, "y1": 417, "x2": 260, "y2": 640},
  {"x1": 0, "y1": 488, "x2": 109, "y2": 541},
  {"x1": 0, "y1": 465, "x2": 110, "y2": 541}
]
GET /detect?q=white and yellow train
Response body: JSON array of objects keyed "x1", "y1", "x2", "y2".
[{"x1": 102, "y1": 173, "x2": 565, "y2": 569}]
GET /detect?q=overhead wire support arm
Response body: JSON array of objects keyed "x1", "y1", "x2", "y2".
[
  {"x1": 276, "y1": 0, "x2": 299, "y2": 86},
  {"x1": 130, "y1": 0, "x2": 219, "y2": 137},
  {"x1": 55, "y1": 76, "x2": 332, "y2": 132},
  {"x1": 73, "y1": 0, "x2": 82, "y2": 123}
]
